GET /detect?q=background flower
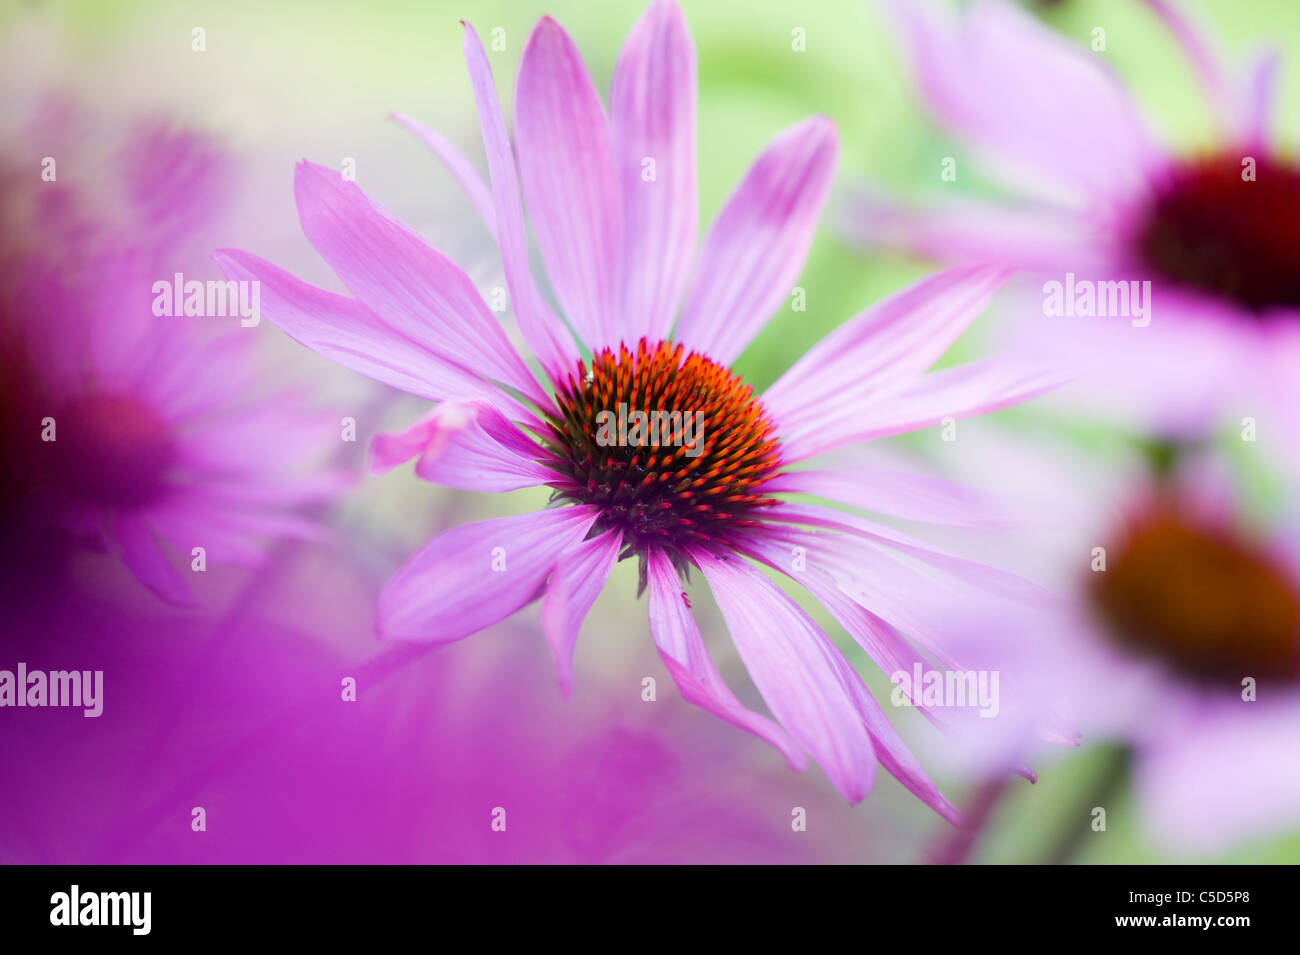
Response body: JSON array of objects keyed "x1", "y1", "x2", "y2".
[
  {"x1": 0, "y1": 90, "x2": 339, "y2": 606},
  {"x1": 913, "y1": 421, "x2": 1300, "y2": 857},
  {"x1": 846, "y1": 0, "x2": 1300, "y2": 473}
]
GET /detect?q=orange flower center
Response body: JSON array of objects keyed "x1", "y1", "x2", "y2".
[
  {"x1": 1089, "y1": 502, "x2": 1300, "y2": 684},
  {"x1": 544, "y1": 339, "x2": 782, "y2": 562}
]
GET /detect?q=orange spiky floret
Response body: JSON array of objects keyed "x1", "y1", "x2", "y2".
[{"x1": 542, "y1": 338, "x2": 783, "y2": 561}]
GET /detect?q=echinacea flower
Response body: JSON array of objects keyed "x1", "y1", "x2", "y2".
[
  {"x1": 852, "y1": 0, "x2": 1300, "y2": 467},
  {"x1": 928, "y1": 426, "x2": 1300, "y2": 854},
  {"x1": 0, "y1": 114, "x2": 333, "y2": 605},
  {"x1": 217, "y1": 1, "x2": 1055, "y2": 814}
]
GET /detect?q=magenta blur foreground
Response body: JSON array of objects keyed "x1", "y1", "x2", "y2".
[
  {"x1": 218, "y1": 1, "x2": 1056, "y2": 815},
  {"x1": 0, "y1": 569, "x2": 894, "y2": 864}
]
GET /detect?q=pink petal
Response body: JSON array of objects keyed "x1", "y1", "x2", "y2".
[
  {"x1": 740, "y1": 530, "x2": 941, "y2": 684},
  {"x1": 389, "y1": 110, "x2": 496, "y2": 239},
  {"x1": 113, "y1": 513, "x2": 196, "y2": 606},
  {"x1": 767, "y1": 465, "x2": 1010, "y2": 528},
  {"x1": 838, "y1": 185, "x2": 1110, "y2": 276},
  {"x1": 777, "y1": 356, "x2": 1062, "y2": 463},
  {"x1": 771, "y1": 501, "x2": 1053, "y2": 611},
  {"x1": 541, "y1": 528, "x2": 622, "y2": 697},
  {"x1": 1242, "y1": 48, "x2": 1281, "y2": 149},
  {"x1": 611, "y1": 0, "x2": 698, "y2": 343},
  {"x1": 214, "y1": 249, "x2": 532, "y2": 419},
  {"x1": 142, "y1": 497, "x2": 291, "y2": 566},
  {"x1": 746, "y1": 529, "x2": 962, "y2": 823},
  {"x1": 829, "y1": 656, "x2": 962, "y2": 825},
  {"x1": 515, "y1": 16, "x2": 622, "y2": 351},
  {"x1": 644, "y1": 548, "x2": 806, "y2": 770},
  {"x1": 369, "y1": 400, "x2": 557, "y2": 493},
  {"x1": 692, "y1": 548, "x2": 876, "y2": 802},
  {"x1": 369, "y1": 413, "x2": 442, "y2": 475},
  {"x1": 120, "y1": 121, "x2": 229, "y2": 252},
  {"x1": 1140, "y1": 0, "x2": 1234, "y2": 134},
  {"x1": 674, "y1": 116, "x2": 837, "y2": 365},
  {"x1": 1138, "y1": 697, "x2": 1300, "y2": 853},
  {"x1": 292, "y1": 160, "x2": 550, "y2": 411},
  {"x1": 378, "y1": 507, "x2": 598, "y2": 643},
  {"x1": 764, "y1": 264, "x2": 1010, "y2": 434},
  {"x1": 883, "y1": 0, "x2": 1160, "y2": 204},
  {"x1": 462, "y1": 20, "x2": 580, "y2": 383},
  {"x1": 742, "y1": 521, "x2": 967, "y2": 672}
]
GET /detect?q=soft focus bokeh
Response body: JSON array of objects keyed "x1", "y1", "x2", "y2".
[{"x1": 2, "y1": 0, "x2": 1298, "y2": 863}]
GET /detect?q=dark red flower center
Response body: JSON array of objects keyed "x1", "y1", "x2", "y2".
[
  {"x1": 50, "y1": 393, "x2": 177, "y2": 509},
  {"x1": 543, "y1": 339, "x2": 782, "y2": 563},
  {"x1": 1088, "y1": 502, "x2": 1300, "y2": 684},
  {"x1": 1133, "y1": 152, "x2": 1300, "y2": 315}
]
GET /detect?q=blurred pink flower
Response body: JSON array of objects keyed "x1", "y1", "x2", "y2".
[
  {"x1": 927, "y1": 430, "x2": 1300, "y2": 854},
  {"x1": 0, "y1": 111, "x2": 336, "y2": 604},
  {"x1": 853, "y1": 0, "x2": 1300, "y2": 463},
  {"x1": 218, "y1": 1, "x2": 1054, "y2": 815}
]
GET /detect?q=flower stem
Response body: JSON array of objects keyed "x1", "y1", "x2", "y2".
[
  {"x1": 1044, "y1": 744, "x2": 1133, "y2": 864},
  {"x1": 924, "y1": 774, "x2": 1015, "y2": 865}
]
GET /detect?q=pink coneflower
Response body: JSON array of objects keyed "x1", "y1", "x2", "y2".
[
  {"x1": 0, "y1": 115, "x2": 332, "y2": 604},
  {"x1": 932, "y1": 428, "x2": 1300, "y2": 854},
  {"x1": 853, "y1": 0, "x2": 1300, "y2": 462},
  {"x1": 217, "y1": 1, "x2": 1054, "y2": 814}
]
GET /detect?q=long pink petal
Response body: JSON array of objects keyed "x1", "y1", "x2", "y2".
[
  {"x1": 742, "y1": 522, "x2": 966, "y2": 672},
  {"x1": 883, "y1": 0, "x2": 1161, "y2": 204},
  {"x1": 674, "y1": 116, "x2": 837, "y2": 365},
  {"x1": 764, "y1": 264, "x2": 1010, "y2": 433},
  {"x1": 1140, "y1": 0, "x2": 1234, "y2": 134},
  {"x1": 838, "y1": 185, "x2": 1110, "y2": 275},
  {"x1": 777, "y1": 357, "x2": 1062, "y2": 463},
  {"x1": 389, "y1": 110, "x2": 497, "y2": 239},
  {"x1": 692, "y1": 548, "x2": 876, "y2": 802},
  {"x1": 515, "y1": 16, "x2": 622, "y2": 351},
  {"x1": 828, "y1": 656, "x2": 962, "y2": 824},
  {"x1": 214, "y1": 249, "x2": 531, "y2": 419},
  {"x1": 378, "y1": 507, "x2": 598, "y2": 643},
  {"x1": 369, "y1": 400, "x2": 557, "y2": 493},
  {"x1": 292, "y1": 160, "x2": 549, "y2": 409},
  {"x1": 541, "y1": 528, "x2": 622, "y2": 696},
  {"x1": 749, "y1": 527, "x2": 962, "y2": 823},
  {"x1": 644, "y1": 549, "x2": 805, "y2": 770},
  {"x1": 611, "y1": 0, "x2": 697, "y2": 343},
  {"x1": 740, "y1": 531, "x2": 941, "y2": 683},
  {"x1": 1242, "y1": 48, "x2": 1281, "y2": 149},
  {"x1": 767, "y1": 465, "x2": 1011, "y2": 528},
  {"x1": 770, "y1": 501, "x2": 1054, "y2": 611},
  {"x1": 462, "y1": 20, "x2": 580, "y2": 383}
]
